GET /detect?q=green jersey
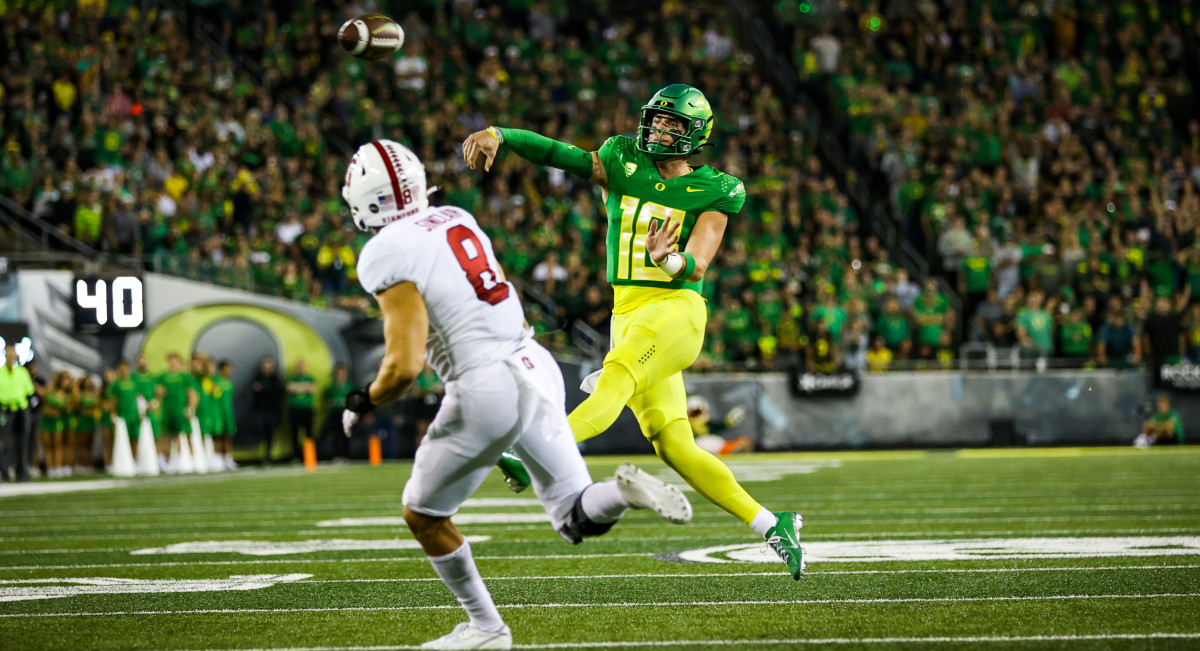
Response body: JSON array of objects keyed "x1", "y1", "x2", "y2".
[
  {"x1": 215, "y1": 375, "x2": 236, "y2": 435},
  {"x1": 1017, "y1": 308, "x2": 1054, "y2": 353},
  {"x1": 158, "y1": 371, "x2": 195, "y2": 414},
  {"x1": 596, "y1": 135, "x2": 746, "y2": 294},
  {"x1": 288, "y1": 373, "x2": 316, "y2": 408},
  {"x1": 326, "y1": 380, "x2": 353, "y2": 409},
  {"x1": 1059, "y1": 321, "x2": 1093, "y2": 357},
  {"x1": 107, "y1": 377, "x2": 141, "y2": 424},
  {"x1": 131, "y1": 370, "x2": 158, "y2": 402},
  {"x1": 1149, "y1": 409, "x2": 1184, "y2": 441},
  {"x1": 195, "y1": 373, "x2": 217, "y2": 422}
]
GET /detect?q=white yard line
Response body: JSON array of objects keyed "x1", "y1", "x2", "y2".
[
  {"x1": 207, "y1": 633, "x2": 1200, "y2": 650},
  {"x1": 0, "y1": 562, "x2": 1194, "y2": 576},
  {"x1": 5, "y1": 528, "x2": 1200, "y2": 556},
  {"x1": 0, "y1": 553, "x2": 654, "y2": 571},
  {"x1": 3, "y1": 592, "x2": 1199, "y2": 618},
  {"x1": 6, "y1": 502, "x2": 1198, "y2": 522}
]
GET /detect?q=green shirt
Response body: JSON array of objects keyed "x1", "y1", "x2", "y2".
[
  {"x1": 158, "y1": 370, "x2": 195, "y2": 413},
  {"x1": 961, "y1": 255, "x2": 992, "y2": 293},
  {"x1": 1149, "y1": 409, "x2": 1184, "y2": 441},
  {"x1": 914, "y1": 301, "x2": 947, "y2": 347},
  {"x1": 0, "y1": 364, "x2": 34, "y2": 410},
  {"x1": 875, "y1": 313, "x2": 912, "y2": 349},
  {"x1": 813, "y1": 304, "x2": 847, "y2": 341},
  {"x1": 131, "y1": 371, "x2": 158, "y2": 401},
  {"x1": 597, "y1": 135, "x2": 746, "y2": 294},
  {"x1": 1059, "y1": 321, "x2": 1093, "y2": 357},
  {"x1": 106, "y1": 378, "x2": 141, "y2": 420},
  {"x1": 215, "y1": 375, "x2": 235, "y2": 429},
  {"x1": 288, "y1": 373, "x2": 316, "y2": 408},
  {"x1": 1017, "y1": 308, "x2": 1054, "y2": 353},
  {"x1": 195, "y1": 373, "x2": 217, "y2": 419},
  {"x1": 326, "y1": 380, "x2": 353, "y2": 409}
]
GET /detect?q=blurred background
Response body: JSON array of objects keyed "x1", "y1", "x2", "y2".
[{"x1": 0, "y1": 0, "x2": 1197, "y2": 471}]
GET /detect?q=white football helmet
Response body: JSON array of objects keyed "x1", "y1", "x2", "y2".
[{"x1": 342, "y1": 139, "x2": 432, "y2": 230}]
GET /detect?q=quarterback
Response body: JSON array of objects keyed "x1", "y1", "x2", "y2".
[
  {"x1": 340, "y1": 139, "x2": 692, "y2": 649},
  {"x1": 463, "y1": 84, "x2": 805, "y2": 579}
]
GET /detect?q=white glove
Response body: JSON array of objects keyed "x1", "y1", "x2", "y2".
[
  {"x1": 136, "y1": 395, "x2": 147, "y2": 417},
  {"x1": 342, "y1": 409, "x2": 360, "y2": 437}
]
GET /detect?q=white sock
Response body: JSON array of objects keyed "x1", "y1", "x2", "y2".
[
  {"x1": 580, "y1": 480, "x2": 628, "y2": 523},
  {"x1": 428, "y1": 539, "x2": 506, "y2": 633},
  {"x1": 750, "y1": 508, "x2": 778, "y2": 538}
]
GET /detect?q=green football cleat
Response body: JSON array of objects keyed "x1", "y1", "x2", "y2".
[
  {"x1": 497, "y1": 449, "x2": 530, "y2": 493},
  {"x1": 765, "y1": 511, "x2": 805, "y2": 580}
]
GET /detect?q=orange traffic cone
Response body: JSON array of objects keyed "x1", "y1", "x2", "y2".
[
  {"x1": 368, "y1": 435, "x2": 382, "y2": 466},
  {"x1": 303, "y1": 438, "x2": 317, "y2": 471}
]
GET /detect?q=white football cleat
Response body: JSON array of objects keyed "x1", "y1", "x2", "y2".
[
  {"x1": 421, "y1": 622, "x2": 512, "y2": 650},
  {"x1": 615, "y1": 463, "x2": 692, "y2": 524}
]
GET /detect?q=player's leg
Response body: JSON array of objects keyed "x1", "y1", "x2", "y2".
[
  {"x1": 404, "y1": 364, "x2": 518, "y2": 649},
  {"x1": 508, "y1": 344, "x2": 690, "y2": 544},
  {"x1": 632, "y1": 372, "x2": 806, "y2": 579},
  {"x1": 569, "y1": 292, "x2": 707, "y2": 444}
]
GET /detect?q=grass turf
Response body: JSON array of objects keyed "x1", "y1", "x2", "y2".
[{"x1": 1, "y1": 448, "x2": 1198, "y2": 649}]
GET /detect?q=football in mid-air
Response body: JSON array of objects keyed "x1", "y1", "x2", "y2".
[{"x1": 338, "y1": 15, "x2": 404, "y2": 60}]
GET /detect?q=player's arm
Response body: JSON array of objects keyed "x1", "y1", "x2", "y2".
[
  {"x1": 645, "y1": 211, "x2": 728, "y2": 283},
  {"x1": 463, "y1": 127, "x2": 607, "y2": 188},
  {"x1": 368, "y1": 281, "x2": 429, "y2": 406}
]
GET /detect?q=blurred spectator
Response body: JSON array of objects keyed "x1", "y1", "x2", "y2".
[
  {"x1": 1143, "y1": 293, "x2": 1189, "y2": 386},
  {"x1": 1016, "y1": 290, "x2": 1054, "y2": 357},
  {"x1": 323, "y1": 363, "x2": 353, "y2": 462},
  {"x1": 1133, "y1": 395, "x2": 1184, "y2": 447},
  {"x1": 286, "y1": 359, "x2": 316, "y2": 463},
  {"x1": 0, "y1": 345, "x2": 34, "y2": 482},
  {"x1": 1097, "y1": 310, "x2": 1141, "y2": 369},
  {"x1": 866, "y1": 335, "x2": 893, "y2": 372},
  {"x1": 250, "y1": 357, "x2": 284, "y2": 464}
]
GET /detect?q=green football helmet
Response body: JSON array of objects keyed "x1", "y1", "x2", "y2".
[{"x1": 638, "y1": 84, "x2": 714, "y2": 160}]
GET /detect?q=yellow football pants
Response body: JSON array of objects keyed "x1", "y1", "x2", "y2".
[{"x1": 568, "y1": 288, "x2": 763, "y2": 524}]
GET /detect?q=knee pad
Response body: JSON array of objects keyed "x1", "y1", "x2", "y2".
[{"x1": 557, "y1": 487, "x2": 616, "y2": 545}]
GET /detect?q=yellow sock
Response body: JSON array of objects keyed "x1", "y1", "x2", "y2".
[
  {"x1": 651, "y1": 420, "x2": 764, "y2": 524},
  {"x1": 568, "y1": 365, "x2": 637, "y2": 443}
]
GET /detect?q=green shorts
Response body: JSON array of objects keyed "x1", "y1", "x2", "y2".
[
  {"x1": 41, "y1": 416, "x2": 63, "y2": 435},
  {"x1": 162, "y1": 409, "x2": 190, "y2": 437}
]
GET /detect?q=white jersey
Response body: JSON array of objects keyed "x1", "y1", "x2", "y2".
[{"x1": 356, "y1": 205, "x2": 528, "y2": 381}]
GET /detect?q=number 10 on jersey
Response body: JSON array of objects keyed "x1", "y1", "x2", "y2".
[{"x1": 616, "y1": 196, "x2": 686, "y2": 282}]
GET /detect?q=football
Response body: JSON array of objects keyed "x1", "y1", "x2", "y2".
[{"x1": 338, "y1": 15, "x2": 404, "y2": 60}]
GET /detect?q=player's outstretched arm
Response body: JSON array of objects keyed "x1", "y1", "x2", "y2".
[
  {"x1": 368, "y1": 281, "x2": 429, "y2": 405},
  {"x1": 463, "y1": 127, "x2": 607, "y2": 188},
  {"x1": 646, "y1": 210, "x2": 728, "y2": 283}
]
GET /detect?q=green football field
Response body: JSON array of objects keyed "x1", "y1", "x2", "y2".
[{"x1": 2, "y1": 447, "x2": 1200, "y2": 649}]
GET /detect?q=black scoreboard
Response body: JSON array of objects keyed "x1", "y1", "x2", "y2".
[{"x1": 72, "y1": 276, "x2": 145, "y2": 333}]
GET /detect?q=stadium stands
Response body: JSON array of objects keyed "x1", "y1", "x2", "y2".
[{"x1": 3, "y1": 1, "x2": 1198, "y2": 371}]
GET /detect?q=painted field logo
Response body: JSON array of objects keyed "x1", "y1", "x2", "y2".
[
  {"x1": 0, "y1": 574, "x2": 311, "y2": 602},
  {"x1": 658, "y1": 537, "x2": 1200, "y2": 565}
]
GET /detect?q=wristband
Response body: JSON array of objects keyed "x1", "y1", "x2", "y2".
[
  {"x1": 345, "y1": 388, "x2": 375, "y2": 415},
  {"x1": 653, "y1": 252, "x2": 696, "y2": 279},
  {"x1": 654, "y1": 252, "x2": 685, "y2": 276},
  {"x1": 680, "y1": 252, "x2": 696, "y2": 279},
  {"x1": 486, "y1": 126, "x2": 504, "y2": 144}
]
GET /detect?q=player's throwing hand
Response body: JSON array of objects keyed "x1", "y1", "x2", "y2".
[
  {"x1": 462, "y1": 129, "x2": 500, "y2": 172},
  {"x1": 646, "y1": 217, "x2": 681, "y2": 266}
]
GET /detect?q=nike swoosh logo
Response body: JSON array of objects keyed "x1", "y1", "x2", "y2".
[{"x1": 686, "y1": 187, "x2": 704, "y2": 192}]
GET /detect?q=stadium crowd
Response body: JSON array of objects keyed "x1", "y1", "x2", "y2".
[
  {"x1": 2, "y1": 1, "x2": 1199, "y2": 373},
  {"x1": 778, "y1": 0, "x2": 1200, "y2": 369}
]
